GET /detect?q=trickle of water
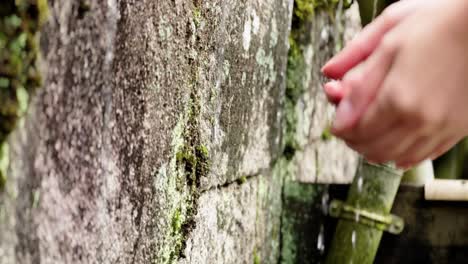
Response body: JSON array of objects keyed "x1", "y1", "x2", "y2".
[
  {"x1": 351, "y1": 230, "x2": 357, "y2": 249},
  {"x1": 317, "y1": 225, "x2": 325, "y2": 253},
  {"x1": 357, "y1": 176, "x2": 363, "y2": 193},
  {"x1": 321, "y1": 188, "x2": 329, "y2": 215}
]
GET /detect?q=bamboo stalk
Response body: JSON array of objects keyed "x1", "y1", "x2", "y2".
[
  {"x1": 401, "y1": 160, "x2": 434, "y2": 186},
  {"x1": 357, "y1": 0, "x2": 397, "y2": 26},
  {"x1": 433, "y1": 140, "x2": 468, "y2": 179},
  {"x1": 325, "y1": 160, "x2": 403, "y2": 264}
]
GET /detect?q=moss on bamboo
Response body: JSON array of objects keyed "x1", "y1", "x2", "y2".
[
  {"x1": 0, "y1": 0, "x2": 48, "y2": 191},
  {"x1": 326, "y1": 161, "x2": 403, "y2": 264}
]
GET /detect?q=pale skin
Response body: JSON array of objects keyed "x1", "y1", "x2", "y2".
[{"x1": 321, "y1": 0, "x2": 468, "y2": 168}]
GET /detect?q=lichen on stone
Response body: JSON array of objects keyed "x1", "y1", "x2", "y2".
[
  {"x1": 193, "y1": 7, "x2": 201, "y2": 28},
  {"x1": 236, "y1": 175, "x2": 248, "y2": 185},
  {"x1": 253, "y1": 247, "x2": 261, "y2": 264},
  {"x1": 294, "y1": 0, "x2": 353, "y2": 21},
  {"x1": 283, "y1": 0, "x2": 353, "y2": 161},
  {"x1": 321, "y1": 125, "x2": 333, "y2": 141},
  {"x1": 162, "y1": 36, "x2": 212, "y2": 260}
]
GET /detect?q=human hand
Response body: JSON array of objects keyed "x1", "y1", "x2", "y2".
[{"x1": 321, "y1": 0, "x2": 468, "y2": 168}]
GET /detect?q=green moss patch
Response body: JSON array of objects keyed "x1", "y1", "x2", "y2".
[{"x1": 0, "y1": 0, "x2": 48, "y2": 190}]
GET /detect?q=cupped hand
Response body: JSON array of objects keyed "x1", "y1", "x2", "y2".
[{"x1": 322, "y1": 0, "x2": 468, "y2": 168}]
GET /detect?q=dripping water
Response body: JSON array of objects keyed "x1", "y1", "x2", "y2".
[
  {"x1": 357, "y1": 175, "x2": 363, "y2": 192},
  {"x1": 351, "y1": 230, "x2": 356, "y2": 249},
  {"x1": 318, "y1": 185, "x2": 329, "y2": 256},
  {"x1": 317, "y1": 224, "x2": 325, "y2": 254}
]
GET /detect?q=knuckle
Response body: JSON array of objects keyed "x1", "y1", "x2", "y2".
[
  {"x1": 385, "y1": 91, "x2": 426, "y2": 125},
  {"x1": 385, "y1": 91, "x2": 415, "y2": 117},
  {"x1": 343, "y1": 70, "x2": 364, "y2": 88},
  {"x1": 379, "y1": 35, "x2": 399, "y2": 55},
  {"x1": 380, "y1": 6, "x2": 399, "y2": 26},
  {"x1": 417, "y1": 110, "x2": 446, "y2": 131}
]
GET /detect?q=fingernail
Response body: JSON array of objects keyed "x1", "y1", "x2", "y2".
[
  {"x1": 333, "y1": 99, "x2": 353, "y2": 131},
  {"x1": 321, "y1": 58, "x2": 335, "y2": 74},
  {"x1": 321, "y1": 64, "x2": 329, "y2": 72}
]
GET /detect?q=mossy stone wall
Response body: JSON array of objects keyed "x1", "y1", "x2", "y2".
[{"x1": 0, "y1": 0, "x2": 360, "y2": 263}]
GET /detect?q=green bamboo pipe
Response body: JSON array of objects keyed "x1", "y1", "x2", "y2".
[
  {"x1": 326, "y1": 1, "x2": 403, "y2": 263},
  {"x1": 325, "y1": 161, "x2": 403, "y2": 264},
  {"x1": 357, "y1": 0, "x2": 397, "y2": 26},
  {"x1": 433, "y1": 138, "x2": 468, "y2": 179},
  {"x1": 401, "y1": 160, "x2": 434, "y2": 186}
]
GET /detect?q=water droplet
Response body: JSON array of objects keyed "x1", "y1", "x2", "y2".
[
  {"x1": 357, "y1": 176, "x2": 363, "y2": 192},
  {"x1": 317, "y1": 225, "x2": 325, "y2": 253},
  {"x1": 351, "y1": 230, "x2": 356, "y2": 248}
]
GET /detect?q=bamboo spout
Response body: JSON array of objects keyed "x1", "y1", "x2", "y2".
[{"x1": 325, "y1": 161, "x2": 403, "y2": 264}]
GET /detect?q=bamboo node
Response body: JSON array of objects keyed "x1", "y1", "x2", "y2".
[{"x1": 329, "y1": 199, "x2": 404, "y2": 235}]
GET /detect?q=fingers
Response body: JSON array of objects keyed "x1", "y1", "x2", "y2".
[
  {"x1": 321, "y1": 0, "x2": 422, "y2": 79},
  {"x1": 332, "y1": 33, "x2": 398, "y2": 135}
]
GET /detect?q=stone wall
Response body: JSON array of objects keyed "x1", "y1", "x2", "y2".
[{"x1": 0, "y1": 0, "x2": 360, "y2": 263}]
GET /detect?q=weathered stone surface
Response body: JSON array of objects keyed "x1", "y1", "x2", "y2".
[
  {"x1": 181, "y1": 168, "x2": 282, "y2": 264},
  {"x1": 0, "y1": 0, "x2": 364, "y2": 263},
  {"x1": 0, "y1": 0, "x2": 293, "y2": 263},
  {"x1": 291, "y1": 4, "x2": 360, "y2": 185}
]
